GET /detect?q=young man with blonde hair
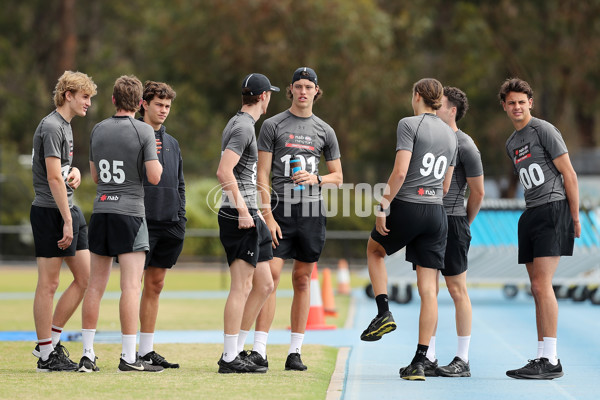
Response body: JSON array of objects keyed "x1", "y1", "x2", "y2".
[{"x1": 31, "y1": 70, "x2": 96, "y2": 372}]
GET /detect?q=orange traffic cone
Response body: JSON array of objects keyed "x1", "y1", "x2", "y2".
[
  {"x1": 321, "y1": 267, "x2": 338, "y2": 317},
  {"x1": 306, "y1": 264, "x2": 336, "y2": 330},
  {"x1": 336, "y1": 259, "x2": 351, "y2": 295}
]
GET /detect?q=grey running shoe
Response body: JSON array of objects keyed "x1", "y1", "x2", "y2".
[
  {"x1": 36, "y1": 350, "x2": 78, "y2": 372},
  {"x1": 78, "y1": 356, "x2": 100, "y2": 373},
  {"x1": 360, "y1": 311, "x2": 397, "y2": 341},
  {"x1": 506, "y1": 358, "x2": 563, "y2": 380},
  {"x1": 285, "y1": 353, "x2": 307, "y2": 371},
  {"x1": 424, "y1": 358, "x2": 439, "y2": 377},
  {"x1": 399, "y1": 361, "x2": 426, "y2": 381},
  {"x1": 245, "y1": 350, "x2": 269, "y2": 369},
  {"x1": 218, "y1": 355, "x2": 267, "y2": 374},
  {"x1": 118, "y1": 356, "x2": 164, "y2": 372},
  {"x1": 141, "y1": 351, "x2": 180, "y2": 369},
  {"x1": 436, "y1": 356, "x2": 471, "y2": 377}
]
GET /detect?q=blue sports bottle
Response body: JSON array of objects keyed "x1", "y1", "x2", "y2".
[{"x1": 290, "y1": 158, "x2": 304, "y2": 191}]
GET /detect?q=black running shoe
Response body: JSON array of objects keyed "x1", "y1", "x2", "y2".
[
  {"x1": 360, "y1": 311, "x2": 397, "y2": 341},
  {"x1": 424, "y1": 358, "x2": 439, "y2": 377},
  {"x1": 36, "y1": 350, "x2": 78, "y2": 372},
  {"x1": 285, "y1": 353, "x2": 307, "y2": 371},
  {"x1": 399, "y1": 361, "x2": 425, "y2": 381},
  {"x1": 245, "y1": 351, "x2": 269, "y2": 369},
  {"x1": 78, "y1": 356, "x2": 100, "y2": 373},
  {"x1": 118, "y1": 356, "x2": 164, "y2": 372},
  {"x1": 436, "y1": 356, "x2": 471, "y2": 377},
  {"x1": 217, "y1": 355, "x2": 267, "y2": 374},
  {"x1": 141, "y1": 351, "x2": 180, "y2": 369},
  {"x1": 32, "y1": 340, "x2": 75, "y2": 364},
  {"x1": 506, "y1": 358, "x2": 563, "y2": 380}
]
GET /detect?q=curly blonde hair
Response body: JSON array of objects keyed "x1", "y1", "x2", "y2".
[{"x1": 53, "y1": 71, "x2": 97, "y2": 108}]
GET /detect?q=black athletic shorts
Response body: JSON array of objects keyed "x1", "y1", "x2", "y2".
[
  {"x1": 442, "y1": 215, "x2": 471, "y2": 276},
  {"x1": 89, "y1": 213, "x2": 149, "y2": 257},
  {"x1": 517, "y1": 199, "x2": 574, "y2": 264},
  {"x1": 30, "y1": 204, "x2": 89, "y2": 258},
  {"x1": 218, "y1": 208, "x2": 273, "y2": 267},
  {"x1": 270, "y1": 200, "x2": 326, "y2": 263},
  {"x1": 145, "y1": 226, "x2": 184, "y2": 269},
  {"x1": 370, "y1": 199, "x2": 447, "y2": 270}
]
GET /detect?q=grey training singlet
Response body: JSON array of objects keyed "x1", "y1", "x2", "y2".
[
  {"x1": 31, "y1": 110, "x2": 74, "y2": 208},
  {"x1": 505, "y1": 117, "x2": 567, "y2": 208},
  {"x1": 395, "y1": 113, "x2": 458, "y2": 204},
  {"x1": 89, "y1": 116, "x2": 158, "y2": 217},
  {"x1": 220, "y1": 111, "x2": 258, "y2": 209},
  {"x1": 257, "y1": 110, "x2": 340, "y2": 203},
  {"x1": 443, "y1": 129, "x2": 483, "y2": 216}
]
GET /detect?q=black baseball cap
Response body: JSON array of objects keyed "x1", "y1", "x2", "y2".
[
  {"x1": 291, "y1": 67, "x2": 318, "y2": 85},
  {"x1": 241, "y1": 73, "x2": 280, "y2": 96}
]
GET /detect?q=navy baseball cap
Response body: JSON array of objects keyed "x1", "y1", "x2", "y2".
[
  {"x1": 241, "y1": 73, "x2": 280, "y2": 96},
  {"x1": 291, "y1": 67, "x2": 318, "y2": 85}
]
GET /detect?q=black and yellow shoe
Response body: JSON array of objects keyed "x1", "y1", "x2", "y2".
[
  {"x1": 360, "y1": 311, "x2": 397, "y2": 341},
  {"x1": 399, "y1": 362, "x2": 426, "y2": 381}
]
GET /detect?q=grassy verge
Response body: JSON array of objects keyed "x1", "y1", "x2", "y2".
[{"x1": 0, "y1": 342, "x2": 337, "y2": 400}]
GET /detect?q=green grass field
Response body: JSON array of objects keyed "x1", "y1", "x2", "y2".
[{"x1": 0, "y1": 265, "x2": 366, "y2": 399}]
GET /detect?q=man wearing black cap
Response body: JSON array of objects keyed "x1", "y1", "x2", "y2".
[
  {"x1": 216, "y1": 73, "x2": 279, "y2": 373},
  {"x1": 238, "y1": 67, "x2": 343, "y2": 371}
]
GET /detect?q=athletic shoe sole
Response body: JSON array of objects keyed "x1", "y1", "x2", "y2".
[
  {"x1": 507, "y1": 371, "x2": 563, "y2": 380},
  {"x1": 437, "y1": 370, "x2": 471, "y2": 377},
  {"x1": 361, "y1": 322, "x2": 397, "y2": 341}
]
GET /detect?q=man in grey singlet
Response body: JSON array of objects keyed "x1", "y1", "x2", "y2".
[
  {"x1": 239, "y1": 67, "x2": 343, "y2": 372},
  {"x1": 216, "y1": 73, "x2": 279, "y2": 374},
  {"x1": 429, "y1": 87, "x2": 484, "y2": 378},
  {"x1": 81, "y1": 75, "x2": 164, "y2": 373},
  {"x1": 499, "y1": 78, "x2": 580, "y2": 380},
  {"x1": 30, "y1": 71, "x2": 96, "y2": 372},
  {"x1": 362, "y1": 78, "x2": 457, "y2": 381}
]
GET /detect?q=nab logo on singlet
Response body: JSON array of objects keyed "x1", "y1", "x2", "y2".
[
  {"x1": 417, "y1": 187, "x2": 436, "y2": 197},
  {"x1": 514, "y1": 143, "x2": 531, "y2": 164},
  {"x1": 99, "y1": 194, "x2": 120, "y2": 202}
]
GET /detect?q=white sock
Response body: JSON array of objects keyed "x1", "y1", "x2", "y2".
[
  {"x1": 121, "y1": 334, "x2": 137, "y2": 364},
  {"x1": 82, "y1": 329, "x2": 96, "y2": 361},
  {"x1": 38, "y1": 338, "x2": 53, "y2": 361},
  {"x1": 542, "y1": 337, "x2": 558, "y2": 365},
  {"x1": 288, "y1": 332, "x2": 304, "y2": 355},
  {"x1": 426, "y1": 336, "x2": 436, "y2": 362},
  {"x1": 51, "y1": 325, "x2": 63, "y2": 346},
  {"x1": 223, "y1": 334, "x2": 238, "y2": 362},
  {"x1": 138, "y1": 332, "x2": 154, "y2": 357},
  {"x1": 537, "y1": 340, "x2": 544, "y2": 359},
  {"x1": 253, "y1": 331, "x2": 269, "y2": 358},
  {"x1": 456, "y1": 335, "x2": 471, "y2": 362},
  {"x1": 237, "y1": 330, "x2": 249, "y2": 354}
]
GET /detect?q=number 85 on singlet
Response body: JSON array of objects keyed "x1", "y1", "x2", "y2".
[{"x1": 98, "y1": 159, "x2": 125, "y2": 184}]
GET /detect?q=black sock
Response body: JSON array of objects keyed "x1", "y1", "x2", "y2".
[
  {"x1": 411, "y1": 344, "x2": 429, "y2": 365},
  {"x1": 375, "y1": 294, "x2": 389, "y2": 316}
]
